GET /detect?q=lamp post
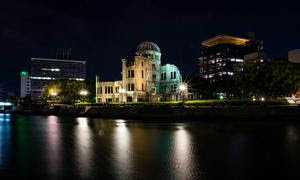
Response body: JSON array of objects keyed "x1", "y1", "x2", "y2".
[
  {"x1": 79, "y1": 90, "x2": 88, "y2": 96},
  {"x1": 119, "y1": 88, "x2": 126, "y2": 103},
  {"x1": 79, "y1": 90, "x2": 88, "y2": 103},
  {"x1": 50, "y1": 89, "x2": 57, "y2": 96},
  {"x1": 179, "y1": 83, "x2": 187, "y2": 102}
]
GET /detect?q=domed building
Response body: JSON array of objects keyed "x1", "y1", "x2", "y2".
[{"x1": 96, "y1": 41, "x2": 186, "y2": 103}]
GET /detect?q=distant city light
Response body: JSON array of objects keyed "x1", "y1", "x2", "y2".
[
  {"x1": 219, "y1": 95, "x2": 224, "y2": 100},
  {"x1": 0, "y1": 102, "x2": 12, "y2": 106},
  {"x1": 41, "y1": 68, "x2": 60, "y2": 72},
  {"x1": 261, "y1": 97, "x2": 265, "y2": 101},
  {"x1": 218, "y1": 93, "x2": 225, "y2": 100}
]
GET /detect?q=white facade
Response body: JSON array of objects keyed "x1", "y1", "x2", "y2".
[{"x1": 96, "y1": 41, "x2": 186, "y2": 103}]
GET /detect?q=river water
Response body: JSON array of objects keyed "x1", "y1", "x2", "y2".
[{"x1": 0, "y1": 114, "x2": 300, "y2": 179}]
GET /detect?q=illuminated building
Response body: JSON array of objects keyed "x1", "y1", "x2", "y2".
[
  {"x1": 20, "y1": 49, "x2": 86, "y2": 98},
  {"x1": 96, "y1": 41, "x2": 186, "y2": 102},
  {"x1": 199, "y1": 34, "x2": 263, "y2": 79}
]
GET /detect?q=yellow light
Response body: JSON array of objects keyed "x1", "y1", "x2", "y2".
[
  {"x1": 119, "y1": 88, "x2": 126, "y2": 93},
  {"x1": 50, "y1": 89, "x2": 57, "y2": 96},
  {"x1": 79, "y1": 90, "x2": 88, "y2": 96},
  {"x1": 261, "y1": 97, "x2": 265, "y2": 101}
]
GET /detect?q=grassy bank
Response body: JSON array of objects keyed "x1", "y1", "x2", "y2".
[{"x1": 76, "y1": 99, "x2": 289, "y2": 107}]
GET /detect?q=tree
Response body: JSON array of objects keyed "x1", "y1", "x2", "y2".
[
  {"x1": 235, "y1": 60, "x2": 300, "y2": 99},
  {"x1": 42, "y1": 80, "x2": 88, "y2": 103}
]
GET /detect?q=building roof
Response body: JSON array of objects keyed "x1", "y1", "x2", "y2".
[
  {"x1": 136, "y1": 41, "x2": 161, "y2": 54},
  {"x1": 202, "y1": 35, "x2": 250, "y2": 47},
  {"x1": 31, "y1": 57, "x2": 86, "y2": 64}
]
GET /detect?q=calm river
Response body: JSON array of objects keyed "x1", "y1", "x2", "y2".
[{"x1": 0, "y1": 114, "x2": 300, "y2": 179}]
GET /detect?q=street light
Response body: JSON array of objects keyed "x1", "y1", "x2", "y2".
[
  {"x1": 179, "y1": 84, "x2": 186, "y2": 91},
  {"x1": 119, "y1": 88, "x2": 126, "y2": 103},
  {"x1": 79, "y1": 90, "x2": 88, "y2": 96},
  {"x1": 50, "y1": 89, "x2": 57, "y2": 96},
  {"x1": 179, "y1": 83, "x2": 187, "y2": 102}
]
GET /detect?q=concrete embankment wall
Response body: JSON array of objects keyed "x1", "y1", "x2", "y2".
[{"x1": 84, "y1": 105, "x2": 300, "y2": 120}]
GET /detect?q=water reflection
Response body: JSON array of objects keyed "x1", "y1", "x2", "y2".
[
  {"x1": 0, "y1": 114, "x2": 11, "y2": 168},
  {"x1": 75, "y1": 117, "x2": 93, "y2": 178},
  {"x1": 0, "y1": 113, "x2": 11, "y2": 122},
  {"x1": 46, "y1": 116, "x2": 62, "y2": 176},
  {"x1": 285, "y1": 125, "x2": 299, "y2": 159},
  {"x1": 172, "y1": 125, "x2": 198, "y2": 180},
  {"x1": 113, "y1": 119, "x2": 133, "y2": 179},
  {"x1": 287, "y1": 126, "x2": 299, "y2": 144}
]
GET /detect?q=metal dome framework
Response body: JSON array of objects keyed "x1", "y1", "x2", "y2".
[{"x1": 136, "y1": 41, "x2": 161, "y2": 54}]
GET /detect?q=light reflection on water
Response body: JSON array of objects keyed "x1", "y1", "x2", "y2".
[
  {"x1": 0, "y1": 115, "x2": 300, "y2": 179},
  {"x1": 112, "y1": 119, "x2": 133, "y2": 179},
  {"x1": 172, "y1": 126, "x2": 197, "y2": 180},
  {"x1": 0, "y1": 114, "x2": 11, "y2": 168},
  {"x1": 75, "y1": 117, "x2": 93, "y2": 178},
  {"x1": 46, "y1": 115, "x2": 62, "y2": 176}
]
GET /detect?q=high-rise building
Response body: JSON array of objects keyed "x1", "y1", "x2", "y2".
[
  {"x1": 20, "y1": 49, "x2": 86, "y2": 98},
  {"x1": 199, "y1": 35, "x2": 263, "y2": 79},
  {"x1": 96, "y1": 41, "x2": 187, "y2": 103},
  {"x1": 30, "y1": 58, "x2": 86, "y2": 98}
]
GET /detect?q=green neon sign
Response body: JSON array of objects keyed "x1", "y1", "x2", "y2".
[{"x1": 21, "y1": 71, "x2": 28, "y2": 77}]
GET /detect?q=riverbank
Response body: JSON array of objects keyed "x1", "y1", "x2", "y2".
[
  {"x1": 83, "y1": 105, "x2": 300, "y2": 121},
  {"x1": 12, "y1": 104, "x2": 300, "y2": 121}
]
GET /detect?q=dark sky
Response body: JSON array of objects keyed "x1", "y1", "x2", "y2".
[{"x1": 1, "y1": 0, "x2": 300, "y2": 94}]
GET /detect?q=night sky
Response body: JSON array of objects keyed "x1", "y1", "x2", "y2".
[{"x1": 1, "y1": 0, "x2": 299, "y2": 95}]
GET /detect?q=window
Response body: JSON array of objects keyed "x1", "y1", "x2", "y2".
[
  {"x1": 174, "y1": 84, "x2": 177, "y2": 91},
  {"x1": 131, "y1": 84, "x2": 135, "y2": 91},
  {"x1": 97, "y1": 87, "x2": 102, "y2": 94},
  {"x1": 142, "y1": 70, "x2": 144, "y2": 78},
  {"x1": 142, "y1": 61, "x2": 144, "y2": 66},
  {"x1": 161, "y1": 72, "x2": 166, "y2": 80},
  {"x1": 131, "y1": 70, "x2": 134, "y2": 78},
  {"x1": 105, "y1": 87, "x2": 107, "y2": 94},
  {"x1": 152, "y1": 64, "x2": 156, "y2": 70},
  {"x1": 111, "y1": 87, "x2": 113, "y2": 94},
  {"x1": 171, "y1": 72, "x2": 173, "y2": 79},
  {"x1": 108, "y1": 87, "x2": 110, "y2": 94},
  {"x1": 152, "y1": 74, "x2": 156, "y2": 80},
  {"x1": 128, "y1": 70, "x2": 130, "y2": 78},
  {"x1": 127, "y1": 84, "x2": 130, "y2": 91},
  {"x1": 115, "y1": 87, "x2": 119, "y2": 93},
  {"x1": 174, "y1": 71, "x2": 176, "y2": 79}
]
